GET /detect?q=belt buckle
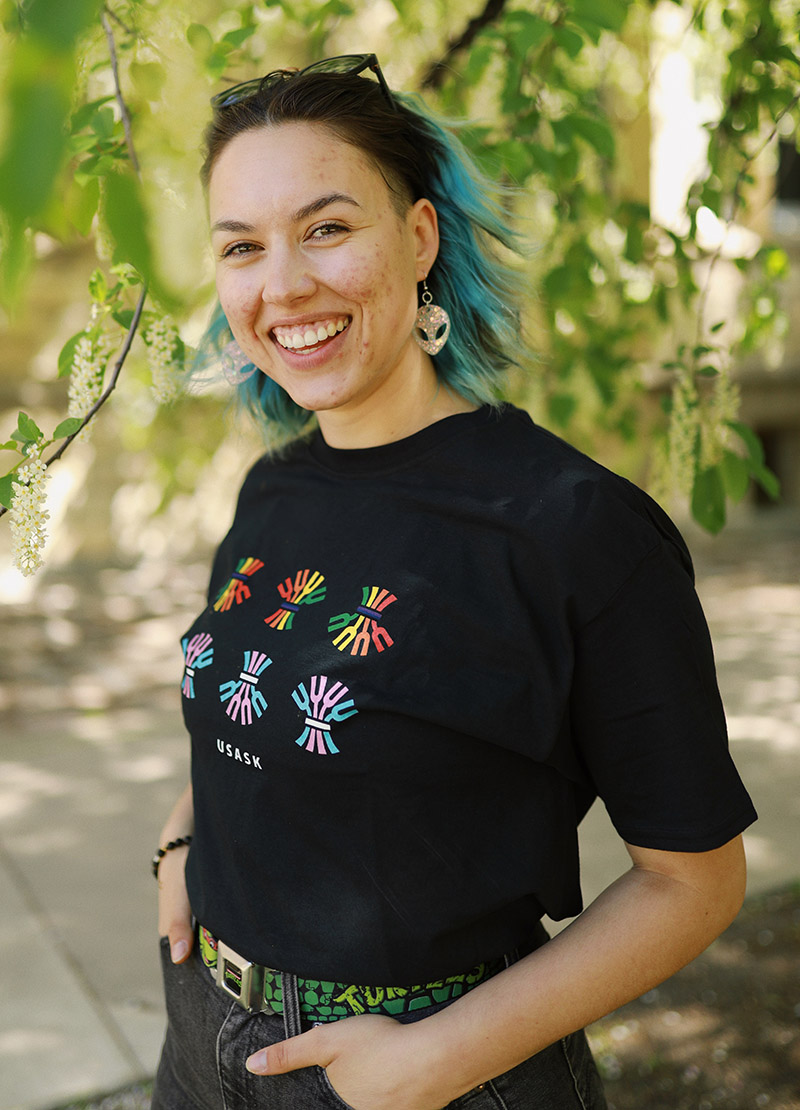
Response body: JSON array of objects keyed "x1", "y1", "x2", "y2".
[{"x1": 215, "y1": 939, "x2": 267, "y2": 1012}]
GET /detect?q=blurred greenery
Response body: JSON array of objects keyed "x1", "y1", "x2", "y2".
[{"x1": 0, "y1": 0, "x2": 798, "y2": 568}]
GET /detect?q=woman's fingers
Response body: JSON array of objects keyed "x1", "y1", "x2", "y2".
[{"x1": 156, "y1": 844, "x2": 194, "y2": 963}]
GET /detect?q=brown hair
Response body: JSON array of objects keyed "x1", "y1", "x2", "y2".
[{"x1": 202, "y1": 71, "x2": 437, "y2": 215}]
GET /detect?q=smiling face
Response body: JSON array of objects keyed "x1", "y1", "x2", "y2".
[{"x1": 208, "y1": 121, "x2": 444, "y2": 445}]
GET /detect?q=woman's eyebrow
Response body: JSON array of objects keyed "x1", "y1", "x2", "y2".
[
  {"x1": 211, "y1": 194, "x2": 361, "y2": 236},
  {"x1": 293, "y1": 193, "x2": 361, "y2": 222},
  {"x1": 211, "y1": 218, "x2": 255, "y2": 234}
]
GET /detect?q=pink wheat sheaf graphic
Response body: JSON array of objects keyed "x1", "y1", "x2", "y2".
[
  {"x1": 292, "y1": 676, "x2": 358, "y2": 755},
  {"x1": 219, "y1": 650, "x2": 272, "y2": 724},
  {"x1": 328, "y1": 586, "x2": 397, "y2": 656},
  {"x1": 264, "y1": 569, "x2": 326, "y2": 630},
  {"x1": 181, "y1": 632, "x2": 214, "y2": 698},
  {"x1": 213, "y1": 557, "x2": 264, "y2": 613}
]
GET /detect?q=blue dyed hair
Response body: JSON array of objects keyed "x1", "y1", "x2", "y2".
[{"x1": 199, "y1": 68, "x2": 527, "y2": 437}]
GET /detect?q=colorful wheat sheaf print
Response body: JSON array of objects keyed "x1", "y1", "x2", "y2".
[
  {"x1": 219, "y1": 649, "x2": 272, "y2": 724},
  {"x1": 328, "y1": 586, "x2": 397, "y2": 656},
  {"x1": 213, "y1": 557, "x2": 264, "y2": 612},
  {"x1": 292, "y1": 676, "x2": 358, "y2": 754},
  {"x1": 264, "y1": 569, "x2": 327, "y2": 630},
  {"x1": 181, "y1": 632, "x2": 214, "y2": 698}
]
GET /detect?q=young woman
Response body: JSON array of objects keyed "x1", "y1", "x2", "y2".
[{"x1": 153, "y1": 55, "x2": 756, "y2": 1110}]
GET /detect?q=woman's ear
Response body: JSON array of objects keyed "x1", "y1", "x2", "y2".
[{"x1": 410, "y1": 198, "x2": 440, "y2": 281}]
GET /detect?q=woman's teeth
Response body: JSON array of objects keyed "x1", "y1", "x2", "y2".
[{"x1": 274, "y1": 317, "x2": 349, "y2": 351}]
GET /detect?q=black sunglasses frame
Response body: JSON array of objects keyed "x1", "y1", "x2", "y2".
[{"x1": 210, "y1": 53, "x2": 396, "y2": 112}]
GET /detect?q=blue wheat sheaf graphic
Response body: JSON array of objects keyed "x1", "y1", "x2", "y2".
[{"x1": 292, "y1": 676, "x2": 358, "y2": 754}]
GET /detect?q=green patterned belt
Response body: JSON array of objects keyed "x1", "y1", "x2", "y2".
[{"x1": 199, "y1": 926, "x2": 505, "y2": 1023}]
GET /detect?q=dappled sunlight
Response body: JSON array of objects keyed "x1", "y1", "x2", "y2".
[
  {"x1": 0, "y1": 762, "x2": 72, "y2": 821},
  {"x1": 590, "y1": 885, "x2": 800, "y2": 1109}
]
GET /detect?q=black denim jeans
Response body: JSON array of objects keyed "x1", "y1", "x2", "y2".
[{"x1": 152, "y1": 937, "x2": 608, "y2": 1110}]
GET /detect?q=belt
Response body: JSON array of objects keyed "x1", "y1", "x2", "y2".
[{"x1": 199, "y1": 926, "x2": 506, "y2": 1023}]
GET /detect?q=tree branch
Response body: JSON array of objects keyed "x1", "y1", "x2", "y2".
[
  {"x1": 694, "y1": 87, "x2": 800, "y2": 348},
  {"x1": 102, "y1": 10, "x2": 139, "y2": 174},
  {"x1": 420, "y1": 0, "x2": 509, "y2": 90},
  {"x1": 0, "y1": 12, "x2": 148, "y2": 523},
  {"x1": 44, "y1": 286, "x2": 148, "y2": 468}
]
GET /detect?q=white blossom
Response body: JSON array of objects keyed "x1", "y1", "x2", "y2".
[
  {"x1": 668, "y1": 368, "x2": 699, "y2": 495},
  {"x1": 10, "y1": 443, "x2": 50, "y2": 577},
  {"x1": 68, "y1": 332, "x2": 112, "y2": 423},
  {"x1": 145, "y1": 317, "x2": 182, "y2": 404}
]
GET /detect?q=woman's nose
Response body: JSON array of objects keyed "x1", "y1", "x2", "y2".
[{"x1": 261, "y1": 246, "x2": 316, "y2": 306}]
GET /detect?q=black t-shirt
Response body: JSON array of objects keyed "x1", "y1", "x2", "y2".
[{"x1": 181, "y1": 404, "x2": 756, "y2": 984}]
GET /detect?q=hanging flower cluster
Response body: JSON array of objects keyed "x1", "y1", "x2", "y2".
[
  {"x1": 68, "y1": 329, "x2": 114, "y2": 423},
  {"x1": 668, "y1": 367, "x2": 699, "y2": 495},
  {"x1": 9, "y1": 443, "x2": 50, "y2": 577},
  {"x1": 144, "y1": 317, "x2": 182, "y2": 404}
]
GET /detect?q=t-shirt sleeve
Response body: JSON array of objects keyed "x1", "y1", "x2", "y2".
[{"x1": 570, "y1": 538, "x2": 757, "y2": 852}]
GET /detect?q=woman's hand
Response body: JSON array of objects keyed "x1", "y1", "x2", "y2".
[
  {"x1": 157, "y1": 842, "x2": 194, "y2": 963},
  {"x1": 246, "y1": 1014, "x2": 455, "y2": 1110},
  {"x1": 156, "y1": 781, "x2": 195, "y2": 964}
]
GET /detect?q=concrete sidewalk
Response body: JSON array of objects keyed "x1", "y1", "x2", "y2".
[{"x1": 1, "y1": 512, "x2": 799, "y2": 1110}]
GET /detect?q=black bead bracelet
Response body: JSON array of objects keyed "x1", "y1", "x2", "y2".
[{"x1": 152, "y1": 835, "x2": 193, "y2": 879}]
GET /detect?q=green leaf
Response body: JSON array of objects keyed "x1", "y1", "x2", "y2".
[
  {"x1": 70, "y1": 95, "x2": 115, "y2": 134},
  {"x1": 103, "y1": 169, "x2": 153, "y2": 285},
  {"x1": 552, "y1": 25, "x2": 583, "y2": 58},
  {"x1": 752, "y1": 464, "x2": 780, "y2": 501},
  {"x1": 0, "y1": 441, "x2": 19, "y2": 452},
  {"x1": 691, "y1": 466, "x2": 726, "y2": 534},
  {"x1": 0, "y1": 46, "x2": 73, "y2": 224},
  {"x1": 112, "y1": 308, "x2": 136, "y2": 329},
  {"x1": 24, "y1": 0, "x2": 101, "y2": 49},
  {"x1": 0, "y1": 474, "x2": 16, "y2": 509},
  {"x1": 187, "y1": 22, "x2": 214, "y2": 58},
  {"x1": 17, "y1": 411, "x2": 43, "y2": 441},
  {"x1": 58, "y1": 332, "x2": 84, "y2": 378},
  {"x1": 570, "y1": 0, "x2": 629, "y2": 34},
  {"x1": 570, "y1": 115, "x2": 615, "y2": 159},
  {"x1": 222, "y1": 26, "x2": 257, "y2": 48},
  {"x1": 727, "y1": 420, "x2": 764, "y2": 466},
  {"x1": 53, "y1": 417, "x2": 84, "y2": 439},
  {"x1": 721, "y1": 449, "x2": 750, "y2": 502},
  {"x1": 89, "y1": 269, "x2": 107, "y2": 302},
  {"x1": 505, "y1": 11, "x2": 552, "y2": 54}
]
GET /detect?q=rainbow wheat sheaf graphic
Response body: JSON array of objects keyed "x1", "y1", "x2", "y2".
[
  {"x1": 219, "y1": 649, "x2": 272, "y2": 724},
  {"x1": 292, "y1": 675, "x2": 358, "y2": 754},
  {"x1": 181, "y1": 632, "x2": 214, "y2": 698},
  {"x1": 264, "y1": 569, "x2": 327, "y2": 630},
  {"x1": 328, "y1": 586, "x2": 397, "y2": 656},
  {"x1": 213, "y1": 557, "x2": 264, "y2": 612}
]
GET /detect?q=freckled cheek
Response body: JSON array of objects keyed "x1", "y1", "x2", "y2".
[{"x1": 216, "y1": 279, "x2": 262, "y2": 332}]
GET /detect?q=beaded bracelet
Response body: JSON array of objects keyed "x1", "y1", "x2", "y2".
[{"x1": 152, "y1": 835, "x2": 193, "y2": 879}]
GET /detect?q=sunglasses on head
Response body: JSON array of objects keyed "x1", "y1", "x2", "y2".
[{"x1": 210, "y1": 53, "x2": 396, "y2": 112}]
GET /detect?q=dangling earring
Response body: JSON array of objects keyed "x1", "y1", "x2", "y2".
[
  {"x1": 221, "y1": 340, "x2": 257, "y2": 384},
  {"x1": 414, "y1": 279, "x2": 451, "y2": 355}
]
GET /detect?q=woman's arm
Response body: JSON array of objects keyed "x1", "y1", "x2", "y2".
[
  {"x1": 156, "y1": 781, "x2": 195, "y2": 964},
  {"x1": 248, "y1": 834, "x2": 746, "y2": 1110}
]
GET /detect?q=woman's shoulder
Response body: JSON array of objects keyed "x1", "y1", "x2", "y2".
[{"x1": 476, "y1": 404, "x2": 695, "y2": 604}]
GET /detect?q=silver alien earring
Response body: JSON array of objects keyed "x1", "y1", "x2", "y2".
[
  {"x1": 221, "y1": 340, "x2": 257, "y2": 384},
  {"x1": 414, "y1": 278, "x2": 451, "y2": 356}
]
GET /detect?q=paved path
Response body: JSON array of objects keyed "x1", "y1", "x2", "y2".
[{"x1": 0, "y1": 511, "x2": 798, "y2": 1110}]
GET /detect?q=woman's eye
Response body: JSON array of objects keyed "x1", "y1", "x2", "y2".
[
  {"x1": 310, "y1": 222, "x2": 347, "y2": 240},
  {"x1": 221, "y1": 242, "x2": 257, "y2": 259}
]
